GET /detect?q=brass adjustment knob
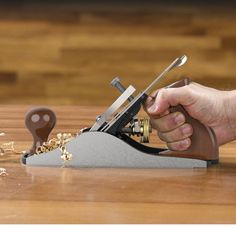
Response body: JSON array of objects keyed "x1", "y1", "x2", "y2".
[
  {"x1": 140, "y1": 118, "x2": 152, "y2": 143},
  {"x1": 122, "y1": 118, "x2": 152, "y2": 143}
]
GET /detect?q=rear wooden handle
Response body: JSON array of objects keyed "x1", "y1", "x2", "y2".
[{"x1": 159, "y1": 78, "x2": 219, "y2": 162}]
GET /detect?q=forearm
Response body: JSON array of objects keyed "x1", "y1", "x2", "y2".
[{"x1": 225, "y1": 90, "x2": 236, "y2": 142}]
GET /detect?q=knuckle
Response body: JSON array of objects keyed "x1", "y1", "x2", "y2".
[
  {"x1": 156, "y1": 88, "x2": 168, "y2": 103},
  {"x1": 158, "y1": 112, "x2": 183, "y2": 132},
  {"x1": 150, "y1": 117, "x2": 164, "y2": 131},
  {"x1": 180, "y1": 123, "x2": 193, "y2": 137},
  {"x1": 157, "y1": 88, "x2": 166, "y2": 98},
  {"x1": 159, "y1": 126, "x2": 185, "y2": 143},
  {"x1": 163, "y1": 129, "x2": 181, "y2": 143},
  {"x1": 150, "y1": 112, "x2": 187, "y2": 134},
  {"x1": 150, "y1": 118, "x2": 158, "y2": 130},
  {"x1": 157, "y1": 131, "x2": 167, "y2": 142},
  {"x1": 164, "y1": 123, "x2": 193, "y2": 142}
]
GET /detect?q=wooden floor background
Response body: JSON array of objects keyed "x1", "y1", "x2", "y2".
[{"x1": 0, "y1": 1, "x2": 235, "y2": 106}]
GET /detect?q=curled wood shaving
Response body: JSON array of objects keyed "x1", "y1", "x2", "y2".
[
  {"x1": 0, "y1": 168, "x2": 8, "y2": 177},
  {"x1": 36, "y1": 133, "x2": 74, "y2": 164}
]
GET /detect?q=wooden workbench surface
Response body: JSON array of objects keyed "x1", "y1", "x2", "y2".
[{"x1": 0, "y1": 105, "x2": 236, "y2": 224}]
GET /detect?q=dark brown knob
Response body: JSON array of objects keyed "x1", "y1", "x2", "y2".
[
  {"x1": 25, "y1": 107, "x2": 56, "y2": 155},
  {"x1": 159, "y1": 78, "x2": 219, "y2": 163}
]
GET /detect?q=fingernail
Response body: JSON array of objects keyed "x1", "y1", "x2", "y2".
[
  {"x1": 181, "y1": 125, "x2": 192, "y2": 136},
  {"x1": 179, "y1": 139, "x2": 190, "y2": 149},
  {"x1": 147, "y1": 104, "x2": 158, "y2": 113},
  {"x1": 174, "y1": 113, "x2": 185, "y2": 125}
]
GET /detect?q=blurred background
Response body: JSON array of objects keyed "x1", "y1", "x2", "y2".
[{"x1": 0, "y1": 0, "x2": 235, "y2": 106}]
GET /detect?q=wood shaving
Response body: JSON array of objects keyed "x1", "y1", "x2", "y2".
[
  {"x1": 0, "y1": 141, "x2": 24, "y2": 156},
  {"x1": 36, "y1": 133, "x2": 74, "y2": 165},
  {"x1": 0, "y1": 168, "x2": 8, "y2": 177}
]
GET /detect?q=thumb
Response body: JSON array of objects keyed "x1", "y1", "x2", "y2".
[
  {"x1": 147, "y1": 86, "x2": 195, "y2": 115},
  {"x1": 143, "y1": 89, "x2": 159, "y2": 113}
]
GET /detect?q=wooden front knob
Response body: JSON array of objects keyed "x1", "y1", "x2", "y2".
[{"x1": 25, "y1": 107, "x2": 56, "y2": 155}]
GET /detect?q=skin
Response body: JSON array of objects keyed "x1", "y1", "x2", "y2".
[{"x1": 144, "y1": 82, "x2": 236, "y2": 151}]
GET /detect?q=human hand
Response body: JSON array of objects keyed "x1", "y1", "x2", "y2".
[{"x1": 144, "y1": 82, "x2": 236, "y2": 151}]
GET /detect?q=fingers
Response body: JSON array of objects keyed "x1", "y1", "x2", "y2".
[
  {"x1": 150, "y1": 111, "x2": 185, "y2": 132},
  {"x1": 158, "y1": 123, "x2": 193, "y2": 143},
  {"x1": 150, "y1": 111, "x2": 193, "y2": 151},
  {"x1": 167, "y1": 138, "x2": 191, "y2": 151},
  {"x1": 144, "y1": 85, "x2": 197, "y2": 151}
]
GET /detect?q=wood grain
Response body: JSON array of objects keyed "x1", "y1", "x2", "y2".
[
  {"x1": 0, "y1": 3, "x2": 235, "y2": 105},
  {"x1": 0, "y1": 105, "x2": 236, "y2": 223}
]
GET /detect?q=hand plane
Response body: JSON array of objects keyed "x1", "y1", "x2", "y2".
[{"x1": 22, "y1": 55, "x2": 219, "y2": 168}]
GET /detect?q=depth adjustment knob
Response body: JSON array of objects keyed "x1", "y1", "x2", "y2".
[
  {"x1": 110, "y1": 77, "x2": 134, "y2": 102},
  {"x1": 121, "y1": 118, "x2": 152, "y2": 143}
]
